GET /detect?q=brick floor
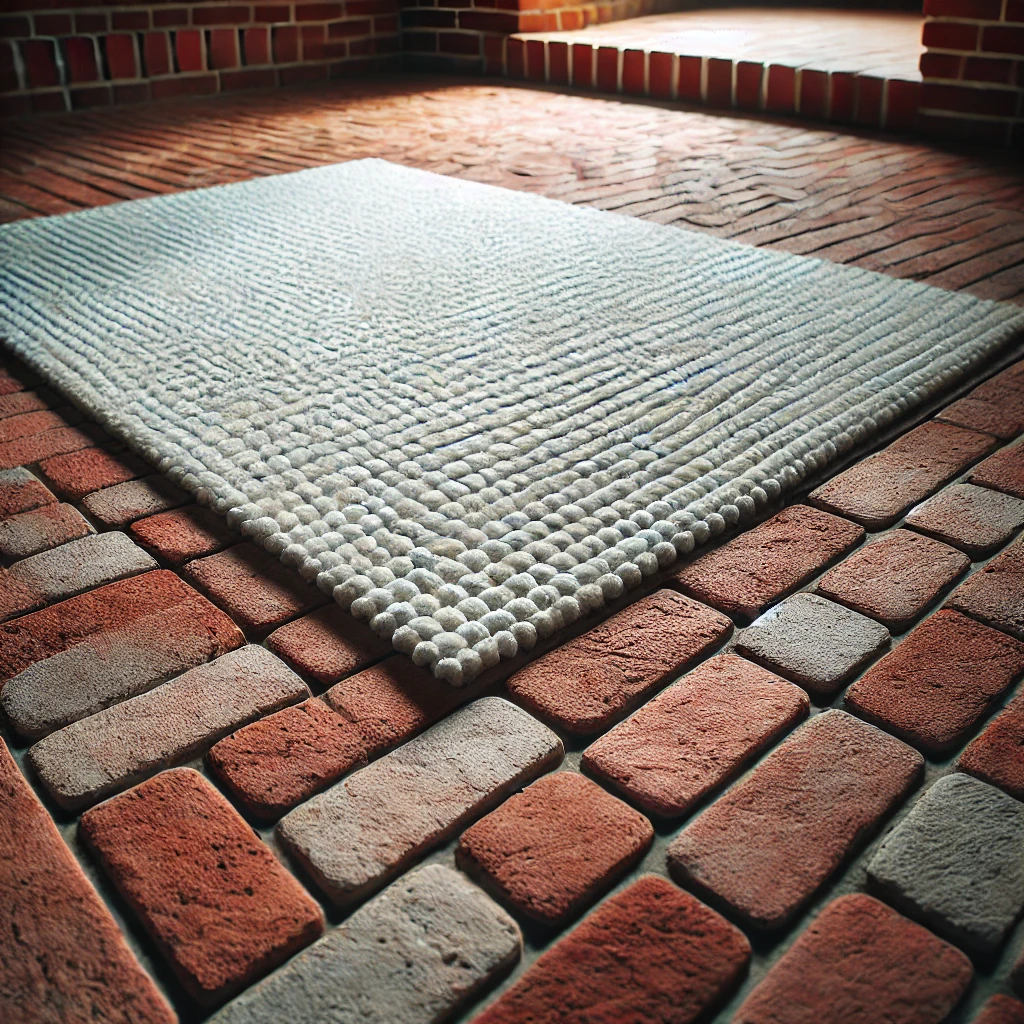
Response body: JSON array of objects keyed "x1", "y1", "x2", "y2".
[{"x1": 3, "y1": 75, "x2": 1024, "y2": 1024}]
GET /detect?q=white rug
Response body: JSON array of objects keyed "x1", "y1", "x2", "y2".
[{"x1": 2, "y1": 159, "x2": 1021, "y2": 684}]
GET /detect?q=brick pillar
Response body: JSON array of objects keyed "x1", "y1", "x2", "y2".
[{"x1": 919, "y1": 0, "x2": 1024, "y2": 148}]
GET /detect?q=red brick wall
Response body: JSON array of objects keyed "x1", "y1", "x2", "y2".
[
  {"x1": 0, "y1": 1, "x2": 400, "y2": 115},
  {"x1": 919, "y1": 0, "x2": 1024, "y2": 146}
]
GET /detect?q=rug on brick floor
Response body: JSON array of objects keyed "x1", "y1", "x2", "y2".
[{"x1": 2, "y1": 159, "x2": 1022, "y2": 684}]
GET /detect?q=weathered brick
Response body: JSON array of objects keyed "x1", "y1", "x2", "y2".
[
  {"x1": 667, "y1": 709, "x2": 922, "y2": 929},
  {"x1": 0, "y1": 501, "x2": 92, "y2": 561},
  {"x1": 938, "y1": 367, "x2": 1024, "y2": 440},
  {"x1": 846, "y1": 609, "x2": 1024, "y2": 756},
  {"x1": 0, "y1": 466, "x2": 55, "y2": 518},
  {"x1": 0, "y1": 424, "x2": 106, "y2": 471},
  {"x1": 582, "y1": 653, "x2": 808, "y2": 817},
  {"x1": 277, "y1": 697, "x2": 562, "y2": 907},
  {"x1": 80, "y1": 768, "x2": 324, "y2": 1006},
  {"x1": 2, "y1": 602, "x2": 243, "y2": 739},
  {"x1": 457, "y1": 771, "x2": 653, "y2": 925},
  {"x1": 474, "y1": 875, "x2": 750, "y2": 1024},
  {"x1": 207, "y1": 864, "x2": 520, "y2": 1024},
  {"x1": 0, "y1": 364, "x2": 38, "y2": 395},
  {"x1": 507, "y1": 589, "x2": 731, "y2": 735},
  {"x1": 130, "y1": 504, "x2": 238, "y2": 565},
  {"x1": 0, "y1": 408, "x2": 79, "y2": 443},
  {"x1": 0, "y1": 531, "x2": 158, "y2": 622},
  {"x1": 185, "y1": 543, "x2": 327, "y2": 634},
  {"x1": 674, "y1": 505, "x2": 864, "y2": 621},
  {"x1": 867, "y1": 773, "x2": 1024, "y2": 957},
  {"x1": 0, "y1": 390, "x2": 51, "y2": 420},
  {"x1": 974, "y1": 996, "x2": 1024, "y2": 1024},
  {"x1": 809, "y1": 421, "x2": 998, "y2": 530},
  {"x1": 83, "y1": 475, "x2": 190, "y2": 528},
  {"x1": 733, "y1": 894, "x2": 972, "y2": 1024},
  {"x1": 960, "y1": 693, "x2": 1024, "y2": 799},
  {"x1": 905, "y1": 482, "x2": 1024, "y2": 558},
  {"x1": 29, "y1": 644, "x2": 309, "y2": 810},
  {"x1": 0, "y1": 738, "x2": 177, "y2": 1024},
  {"x1": 817, "y1": 529, "x2": 970, "y2": 632},
  {"x1": 737, "y1": 593, "x2": 890, "y2": 699},
  {"x1": 948, "y1": 533, "x2": 1024, "y2": 639},
  {"x1": 971, "y1": 442, "x2": 1024, "y2": 500},
  {"x1": 265, "y1": 603, "x2": 390, "y2": 684},
  {"x1": 39, "y1": 445, "x2": 147, "y2": 500}
]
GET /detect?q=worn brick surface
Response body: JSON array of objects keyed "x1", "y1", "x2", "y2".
[
  {"x1": 737, "y1": 593, "x2": 890, "y2": 699},
  {"x1": 474, "y1": 875, "x2": 750, "y2": 1024},
  {"x1": 29, "y1": 644, "x2": 309, "y2": 810},
  {"x1": 0, "y1": 531, "x2": 158, "y2": 622},
  {"x1": 266, "y1": 603, "x2": 390, "y2": 685},
  {"x1": 938, "y1": 367, "x2": 1024, "y2": 440},
  {"x1": 278, "y1": 697, "x2": 562, "y2": 908},
  {"x1": 816, "y1": 529, "x2": 970, "y2": 631},
  {"x1": 972, "y1": 442, "x2": 1024, "y2": 500},
  {"x1": 82, "y1": 475, "x2": 190, "y2": 528},
  {"x1": 0, "y1": 408, "x2": 77, "y2": 442},
  {"x1": 0, "y1": 738, "x2": 177, "y2": 1024},
  {"x1": 867, "y1": 773, "x2": 1024, "y2": 957},
  {"x1": 733, "y1": 893, "x2": 972, "y2": 1024},
  {"x1": 457, "y1": 771, "x2": 654, "y2": 926},
  {"x1": 667, "y1": 709, "x2": 922, "y2": 929},
  {"x1": 0, "y1": 390, "x2": 51, "y2": 420},
  {"x1": 582, "y1": 653, "x2": 808, "y2": 817},
  {"x1": 0, "y1": 501, "x2": 92, "y2": 561},
  {"x1": 960, "y1": 693, "x2": 1024, "y2": 799},
  {"x1": 80, "y1": 768, "x2": 324, "y2": 1006},
  {"x1": 0, "y1": 466, "x2": 54, "y2": 517},
  {"x1": 674, "y1": 505, "x2": 864, "y2": 621},
  {"x1": 974, "y1": 995, "x2": 1024, "y2": 1024},
  {"x1": 2, "y1": 603, "x2": 243, "y2": 739},
  {"x1": 507, "y1": 589, "x2": 731, "y2": 735},
  {"x1": 185, "y1": 543, "x2": 327, "y2": 634},
  {"x1": 809, "y1": 422, "x2": 998, "y2": 530},
  {"x1": 0, "y1": 423, "x2": 105, "y2": 470},
  {"x1": 208, "y1": 865, "x2": 521, "y2": 1024},
  {"x1": 39, "y1": 446, "x2": 147, "y2": 500},
  {"x1": 0, "y1": 569, "x2": 223, "y2": 683},
  {"x1": 948, "y1": 534, "x2": 1024, "y2": 639},
  {"x1": 846, "y1": 609, "x2": 1024, "y2": 756},
  {"x1": 130, "y1": 504, "x2": 238, "y2": 565},
  {"x1": 905, "y1": 482, "x2": 1024, "y2": 558}
]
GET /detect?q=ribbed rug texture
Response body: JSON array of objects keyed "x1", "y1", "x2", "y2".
[{"x1": 2, "y1": 159, "x2": 1022, "y2": 683}]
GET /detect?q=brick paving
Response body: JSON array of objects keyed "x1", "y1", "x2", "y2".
[{"x1": 3, "y1": 75, "x2": 1024, "y2": 1024}]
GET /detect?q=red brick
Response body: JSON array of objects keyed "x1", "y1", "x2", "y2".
[
  {"x1": 920, "y1": 51, "x2": 963, "y2": 79},
  {"x1": 0, "y1": 467, "x2": 55, "y2": 519},
  {"x1": 254, "y1": 5, "x2": 291, "y2": 22},
  {"x1": 570, "y1": 42, "x2": 592, "y2": 88},
  {"x1": 732, "y1": 60, "x2": 760, "y2": 110},
  {"x1": 583, "y1": 653, "x2": 806, "y2": 817},
  {"x1": 667, "y1": 710, "x2": 922, "y2": 929},
  {"x1": 923, "y1": 21, "x2": 979, "y2": 51},
  {"x1": 678, "y1": 54, "x2": 701, "y2": 99},
  {"x1": 193, "y1": 5, "x2": 252, "y2": 26},
  {"x1": 817, "y1": 529, "x2": 969, "y2": 631},
  {"x1": 947, "y1": 532, "x2": 1024, "y2": 638},
  {"x1": 208, "y1": 28, "x2": 240, "y2": 69},
  {"x1": 152, "y1": 73, "x2": 218, "y2": 100},
  {"x1": 114, "y1": 82, "x2": 150, "y2": 105},
  {"x1": 925, "y1": 0, "x2": 1001, "y2": 16},
  {"x1": 0, "y1": 739, "x2": 176, "y2": 1024},
  {"x1": 971, "y1": 442, "x2": 1024, "y2": 498},
  {"x1": 153, "y1": 8, "x2": 190, "y2": 29},
  {"x1": 0, "y1": 569, "x2": 215, "y2": 683},
  {"x1": 81, "y1": 767, "x2": 324, "y2": 1006},
  {"x1": 674, "y1": 504, "x2": 864, "y2": 621},
  {"x1": 112, "y1": 10, "x2": 150, "y2": 31},
  {"x1": 974, "y1": 996, "x2": 1024, "y2": 1024},
  {"x1": 0, "y1": 409, "x2": 78, "y2": 444},
  {"x1": 548, "y1": 39, "x2": 568, "y2": 85},
  {"x1": 809, "y1": 421, "x2": 997, "y2": 530},
  {"x1": 765, "y1": 63, "x2": 796, "y2": 112},
  {"x1": 0, "y1": 502, "x2": 92, "y2": 562},
  {"x1": 39, "y1": 446, "x2": 147, "y2": 501},
  {"x1": 985, "y1": 25, "x2": 1024, "y2": 55},
  {"x1": 733, "y1": 894, "x2": 972, "y2": 1024},
  {"x1": 19, "y1": 39, "x2": 60, "y2": 89},
  {"x1": 129, "y1": 504, "x2": 236, "y2": 565},
  {"x1": 0, "y1": 425, "x2": 106, "y2": 473},
  {"x1": 243, "y1": 25, "x2": 271, "y2": 64},
  {"x1": 474, "y1": 875, "x2": 750, "y2": 1024},
  {"x1": 301, "y1": 24, "x2": 326, "y2": 60},
  {"x1": 596, "y1": 45, "x2": 618, "y2": 93},
  {"x1": 707, "y1": 57, "x2": 732, "y2": 107},
  {"x1": 507, "y1": 589, "x2": 731, "y2": 735},
  {"x1": 1009, "y1": 0, "x2": 1024, "y2": 21},
  {"x1": 507, "y1": 36, "x2": 525, "y2": 78},
  {"x1": 457, "y1": 771, "x2": 653, "y2": 925},
  {"x1": 846, "y1": 609, "x2": 1024, "y2": 755},
  {"x1": 938, "y1": 366, "x2": 1024, "y2": 439},
  {"x1": 273, "y1": 24, "x2": 299, "y2": 62},
  {"x1": 143, "y1": 32, "x2": 172, "y2": 76},
  {"x1": 64, "y1": 37, "x2": 99, "y2": 83},
  {"x1": 886, "y1": 79, "x2": 921, "y2": 131},
  {"x1": 0, "y1": 392, "x2": 48, "y2": 424},
  {"x1": 622, "y1": 48, "x2": 645, "y2": 95},
  {"x1": 800, "y1": 68, "x2": 828, "y2": 118},
  {"x1": 964, "y1": 56, "x2": 1016, "y2": 83},
  {"x1": 105, "y1": 34, "x2": 138, "y2": 79},
  {"x1": 35, "y1": 13, "x2": 73, "y2": 35},
  {"x1": 923, "y1": 81, "x2": 1019, "y2": 116},
  {"x1": 856, "y1": 74, "x2": 884, "y2": 126},
  {"x1": 295, "y1": 2, "x2": 342, "y2": 20},
  {"x1": 648, "y1": 49, "x2": 672, "y2": 98},
  {"x1": 70, "y1": 86, "x2": 113, "y2": 111},
  {"x1": 185, "y1": 543, "x2": 326, "y2": 634},
  {"x1": 959, "y1": 692, "x2": 1024, "y2": 799},
  {"x1": 460, "y1": 11, "x2": 517, "y2": 32},
  {"x1": 905, "y1": 482, "x2": 1024, "y2": 558},
  {"x1": 525, "y1": 39, "x2": 545, "y2": 80},
  {"x1": 221, "y1": 67, "x2": 277, "y2": 90},
  {"x1": 265, "y1": 602, "x2": 389, "y2": 684},
  {"x1": 83, "y1": 475, "x2": 190, "y2": 528},
  {"x1": 175, "y1": 29, "x2": 205, "y2": 72}
]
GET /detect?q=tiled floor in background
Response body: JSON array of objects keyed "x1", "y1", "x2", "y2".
[{"x1": 3, "y1": 76, "x2": 1024, "y2": 1024}]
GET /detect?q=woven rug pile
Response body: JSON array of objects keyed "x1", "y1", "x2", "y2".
[{"x1": 2, "y1": 159, "x2": 1022, "y2": 683}]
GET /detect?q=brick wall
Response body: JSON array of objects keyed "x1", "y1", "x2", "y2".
[
  {"x1": 0, "y1": 1, "x2": 401, "y2": 116},
  {"x1": 918, "y1": 0, "x2": 1024, "y2": 146}
]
